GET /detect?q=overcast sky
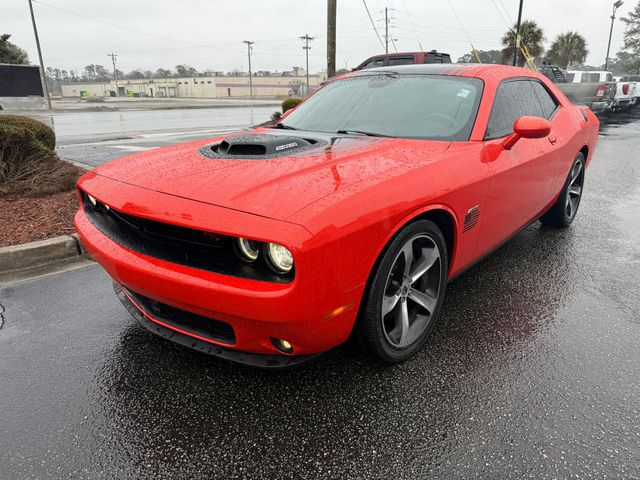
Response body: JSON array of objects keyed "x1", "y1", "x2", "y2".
[{"x1": 5, "y1": 0, "x2": 634, "y2": 74}]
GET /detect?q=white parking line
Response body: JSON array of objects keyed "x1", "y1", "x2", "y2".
[{"x1": 110, "y1": 145, "x2": 153, "y2": 152}]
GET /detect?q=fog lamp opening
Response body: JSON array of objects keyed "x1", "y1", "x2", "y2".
[{"x1": 270, "y1": 337, "x2": 294, "y2": 354}]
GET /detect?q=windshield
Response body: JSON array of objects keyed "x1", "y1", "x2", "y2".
[{"x1": 281, "y1": 73, "x2": 483, "y2": 141}]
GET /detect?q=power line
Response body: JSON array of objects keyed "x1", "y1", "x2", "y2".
[
  {"x1": 445, "y1": 0, "x2": 482, "y2": 62},
  {"x1": 490, "y1": 0, "x2": 513, "y2": 31},
  {"x1": 402, "y1": 0, "x2": 423, "y2": 51},
  {"x1": 32, "y1": 0, "x2": 243, "y2": 53},
  {"x1": 446, "y1": 0, "x2": 473, "y2": 46},
  {"x1": 497, "y1": 0, "x2": 514, "y2": 24},
  {"x1": 362, "y1": 0, "x2": 385, "y2": 49}
]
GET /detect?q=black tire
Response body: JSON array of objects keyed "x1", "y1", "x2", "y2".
[
  {"x1": 358, "y1": 220, "x2": 448, "y2": 364},
  {"x1": 540, "y1": 152, "x2": 585, "y2": 228}
]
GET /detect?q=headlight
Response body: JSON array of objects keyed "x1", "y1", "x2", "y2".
[
  {"x1": 266, "y1": 243, "x2": 294, "y2": 273},
  {"x1": 236, "y1": 238, "x2": 261, "y2": 262}
]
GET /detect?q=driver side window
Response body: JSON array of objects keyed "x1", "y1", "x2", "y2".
[{"x1": 485, "y1": 80, "x2": 544, "y2": 139}]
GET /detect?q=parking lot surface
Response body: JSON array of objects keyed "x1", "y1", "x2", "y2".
[
  {"x1": 49, "y1": 104, "x2": 276, "y2": 168},
  {"x1": 1, "y1": 110, "x2": 639, "y2": 479}
]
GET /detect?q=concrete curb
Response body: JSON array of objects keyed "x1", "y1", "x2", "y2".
[{"x1": 0, "y1": 235, "x2": 92, "y2": 285}]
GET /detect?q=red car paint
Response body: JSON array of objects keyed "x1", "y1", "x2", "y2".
[{"x1": 75, "y1": 65, "x2": 599, "y2": 361}]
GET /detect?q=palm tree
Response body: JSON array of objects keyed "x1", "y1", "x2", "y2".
[
  {"x1": 546, "y1": 32, "x2": 588, "y2": 68},
  {"x1": 501, "y1": 20, "x2": 545, "y2": 67}
]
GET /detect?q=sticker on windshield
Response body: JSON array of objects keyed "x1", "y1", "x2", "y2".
[{"x1": 457, "y1": 88, "x2": 471, "y2": 98}]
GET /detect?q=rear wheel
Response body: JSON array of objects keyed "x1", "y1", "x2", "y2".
[
  {"x1": 359, "y1": 220, "x2": 448, "y2": 363},
  {"x1": 540, "y1": 152, "x2": 585, "y2": 228}
]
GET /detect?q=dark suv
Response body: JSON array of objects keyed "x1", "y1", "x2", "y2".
[{"x1": 355, "y1": 51, "x2": 452, "y2": 70}]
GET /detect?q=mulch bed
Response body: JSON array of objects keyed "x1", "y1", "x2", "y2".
[{"x1": 0, "y1": 190, "x2": 78, "y2": 247}]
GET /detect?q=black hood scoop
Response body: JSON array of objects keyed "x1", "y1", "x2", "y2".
[{"x1": 200, "y1": 133, "x2": 327, "y2": 160}]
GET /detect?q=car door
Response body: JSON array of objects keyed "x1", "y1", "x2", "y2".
[{"x1": 474, "y1": 79, "x2": 560, "y2": 257}]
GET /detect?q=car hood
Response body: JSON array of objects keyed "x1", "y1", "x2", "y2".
[{"x1": 92, "y1": 128, "x2": 451, "y2": 221}]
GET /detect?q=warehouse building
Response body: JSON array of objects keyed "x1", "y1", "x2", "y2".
[{"x1": 60, "y1": 70, "x2": 325, "y2": 99}]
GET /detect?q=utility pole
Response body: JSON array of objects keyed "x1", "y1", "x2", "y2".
[
  {"x1": 327, "y1": 0, "x2": 337, "y2": 77},
  {"x1": 242, "y1": 40, "x2": 254, "y2": 98},
  {"x1": 300, "y1": 34, "x2": 314, "y2": 93},
  {"x1": 107, "y1": 53, "x2": 119, "y2": 96},
  {"x1": 385, "y1": 7, "x2": 389, "y2": 54},
  {"x1": 512, "y1": 0, "x2": 524, "y2": 66},
  {"x1": 605, "y1": 1, "x2": 624, "y2": 71},
  {"x1": 28, "y1": 0, "x2": 51, "y2": 110}
]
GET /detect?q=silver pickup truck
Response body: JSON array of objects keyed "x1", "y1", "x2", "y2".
[{"x1": 539, "y1": 66, "x2": 615, "y2": 112}]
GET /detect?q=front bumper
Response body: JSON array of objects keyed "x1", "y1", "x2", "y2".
[
  {"x1": 75, "y1": 173, "x2": 363, "y2": 361},
  {"x1": 612, "y1": 98, "x2": 631, "y2": 108},
  {"x1": 114, "y1": 283, "x2": 324, "y2": 367}
]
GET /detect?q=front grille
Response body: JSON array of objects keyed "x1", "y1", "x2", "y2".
[
  {"x1": 79, "y1": 191, "x2": 293, "y2": 283},
  {"x1": 123, "y1": 286, "x2": 236, "y2": 344}
]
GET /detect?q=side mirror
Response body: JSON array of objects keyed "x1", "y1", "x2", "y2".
[{"x1": 502, "y1": 116, "x2": 552, "y2": 150}]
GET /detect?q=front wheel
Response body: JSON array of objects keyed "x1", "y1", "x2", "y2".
[
  {"x1": 540, "y1": 152, "x2": 585, "y2": 228},
  {"x1": 358, "y1": 220, "x2": 448, "y2": 364}
]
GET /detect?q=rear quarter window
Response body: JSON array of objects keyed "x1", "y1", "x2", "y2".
[{"x1": 529, "y1": 81, "x2": 558, "y2": 119}]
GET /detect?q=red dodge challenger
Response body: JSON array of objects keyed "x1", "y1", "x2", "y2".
[{"x1": 75, "y1": 64, "x2": 599, "y2": 367}]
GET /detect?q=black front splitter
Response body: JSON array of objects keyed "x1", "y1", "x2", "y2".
[{"x1": 113, "y1": 283, "x2": 325, "y2": 369}]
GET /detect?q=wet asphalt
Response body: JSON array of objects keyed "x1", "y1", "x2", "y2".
[{"x1": 1, "y1": 110, "x2": 640, "y2": 479}]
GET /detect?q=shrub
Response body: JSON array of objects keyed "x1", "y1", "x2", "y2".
[
  {"x1": 270, "y1": 111, "x2": 282, "y2": 122},
  {"x1": 282, "y1": 97, "x2": 302, "y2": 113},
  {"x1": 0, "y1": 115, "x2": 56, "y2": 150},
  {"x1": 0, "y1": 121, "x2": 82, "y2": 197}
]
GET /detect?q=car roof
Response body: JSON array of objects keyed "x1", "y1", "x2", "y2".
[
  {"x1": 357, "y1": 63, "x2": 535, "y2": 79},
  {"x1": 365, "y1": 51, "x2": 448, "y2": 57}
]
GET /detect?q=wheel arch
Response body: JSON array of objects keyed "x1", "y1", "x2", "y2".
[
  {"x1": 352, "y1": 205, "x2": 459, "y2": 336},
  {"x1": 369, "y1": 205, "x2": 459, "y2": 282},
  {"x1": 579, "y1": 145, "x2": 589, "y2": 161}
]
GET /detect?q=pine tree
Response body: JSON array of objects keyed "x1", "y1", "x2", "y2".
[{"x1": 621, "y1": 1, "x2": 640, "y2": 73}]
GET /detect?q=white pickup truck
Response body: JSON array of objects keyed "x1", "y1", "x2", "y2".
[
  {"x1": 566, "y1": 70, "x2": 636, "y2": 111},
  {"x1": 613, "y1": 75, "x2": 639, "y2": 110},
  {"x1": 541, "y1": 67, "x2": 614, "y2": 112}
]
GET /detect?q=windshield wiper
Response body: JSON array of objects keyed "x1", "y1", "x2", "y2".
[
  {"x1": 336, "y1": 129, "x2": 393, "y2": 137},
  {"x1": 275, "y1": 123, "x2": 297, "y2": 130}
]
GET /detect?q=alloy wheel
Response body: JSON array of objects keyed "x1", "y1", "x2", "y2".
[
  {"x1": 381, "y1": 234, "x2": 442, "y2": 349},
  {"x1": 565, "y1": 159, "x2": 584, "y2": 220}
]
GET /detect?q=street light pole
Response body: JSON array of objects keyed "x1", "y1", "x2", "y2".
[
  {"x1": 300, "y1": 34, "x2": 314, "y2": 93},
  {"x1": 512, "y1": 0, "x2": 524, "y2": 66},
  {"x1": 28, "y1": 0, "x2": 52, "y2": 109},
  {"x1": 605, "y1": 0, "x2": 624, "y2": 71},
  {"x1": 243, "y1": 40, "x2": 254, "y2": 98}
]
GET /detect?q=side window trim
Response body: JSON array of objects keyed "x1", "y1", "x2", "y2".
[{"x1": 530, "y1": 79, "x2": 560, "y2": 120}]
